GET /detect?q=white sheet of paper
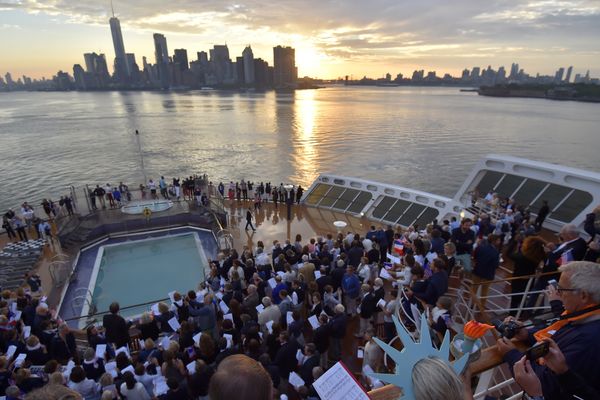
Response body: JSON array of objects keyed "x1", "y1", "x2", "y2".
[
  {"x1": 286, "y1": 311, "x2": 294, "y2": 325},
  {"x1": 168, "y1": 291, "x2": 176, "y2": 303},
  {"x1": 224, "y1": 333, "x2": 233, "y2": 349},
  {"x1": 151, "y1": 303, "x2": 160, "y2": 316},
  {"x1": 95, "y1": 344, "x2": 107, "y2": 359},
  {"x1": 308, "y1": 315, "x2": 320, "y2": 330},
  {"x1": 255, "y1": 304, "x2": 265, "y2": 313},
  {"x1": 167, "y1": 316, "x2": 181, "y2": 331},
  {"x1": 14, "y1": 353, "x2": 26, "y2": 367},
  {"x1": 377, "y1": 298, "x2": 386, "y2": 309},
  {"x1": 215, "y1": 291, "x2": 223, "y2": 300},
  {"x1": 223, "y1": 313, "x2": 233, "y2": 322},
  {"x1": 193, "y1": 332, "x2": 202, "y2": 345},
  {"x1": 289, "y1": 371, "x2": 305, "y2": 389},
  {"x1": 219, "y1": 301, "x2": 229, "y2": 314},
  {"x1": 62, "y1": 360, "x2": 75, "y2": 379},
  {"x1": 313, "y1": 361, "x2": 370, "y2": 400},
  {"x1": 196, "y1": 291, "x2": 205, "y2": 302},
  {"x1": 10, "y1": 302, "x2": 17, "y2": 313},
  {"x1": 276, "y1": 271, "x2": 285, "y2": 278},
  {"x1": 161, "y1": 336, "x2": 171, "y2": 349},
  {"x1": 266, "y1": 320, "x2": 274, "y2": 334},
  {"x1": 121, "y1": 365, "x2": 135, "y2": 375},
  {"x1": 6, "y1": 345, "x2": 17, "y2": 359},
  {"x1": 220, "y1": 277, "x2": 226, "y2": 287},
  {"x1": 105, "y1": 361, "x2": 118, "y2": 378},
  {"x1": 296, "y1": 349, "x2": 304, "y2": 364},
  {"x1": 115, "y1": 346, "x2": 130, "y2": 358},
  {"x1": 268, "y1": 278, "x2": 277, "y2": 288},
  {"x1": 138, "y1": 339, "x2": 145, "y2": 349},
  {"x1": 379, "y1": 268, "x2": 393, "y2": 280},
  {"x1": 314, "y1": 270, "x2": 322, "y2": 279},
  {"x1": 40, "y1": 296, "x2": 48, "y2": 303},
  {"x1": 12, "y1": 310, "x2": 22, "y2": 321},
  {"x1": 23, "y1": 326, "x2": 31, "y2": 339},
  {"x1": 387, "y1": 253, "x2": 401, "y2": 264},
  {"x1": 186, "y1": 361, "x2": 196, "y2": 375},
  {"x1": 357, "y1": 348, "x2": 364, "y2": 358},
  {"x1": 153, "y1": 376, "x2": 169, "y2": 396}
]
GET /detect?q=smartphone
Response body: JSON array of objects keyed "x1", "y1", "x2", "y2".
[
  {"x1": 526, "y1": 341, "x2": 550, "y2": 361},
  {"x1": 548, "y1": 279, "x2": 558, "y2": 289}
]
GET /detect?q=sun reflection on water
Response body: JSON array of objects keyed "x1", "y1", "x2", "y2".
[{"x1": 291, "y1": 89, "x2": 319, "y2": 186}]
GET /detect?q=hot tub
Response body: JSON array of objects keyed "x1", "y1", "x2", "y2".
[{"x1": 121, "y1": 200, "x2": 174, "y2": 214}]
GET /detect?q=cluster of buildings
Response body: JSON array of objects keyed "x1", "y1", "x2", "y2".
[
  {"x1": 0, "y1": 13, "x2": 298, "y2": 92},
  {"x1": 353, "y1": 63, "x2": 598, "y2": 87}
]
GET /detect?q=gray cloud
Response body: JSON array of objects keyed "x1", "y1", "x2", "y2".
[{"x1": 2, "y1": 0, "x2": 600, "y2": 71}]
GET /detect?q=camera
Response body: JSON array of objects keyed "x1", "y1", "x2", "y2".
[{"x1": 491, "y1": 319, "x2": 522, "y2": 339}]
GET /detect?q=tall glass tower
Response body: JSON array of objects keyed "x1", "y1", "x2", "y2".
[{"x1": 109, "y1": 4, "x2": 130, "y2": 82}]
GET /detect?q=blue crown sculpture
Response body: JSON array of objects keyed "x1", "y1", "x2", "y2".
[{"x1": 368, "y1": 314, "x2": 469, "y2": 399}]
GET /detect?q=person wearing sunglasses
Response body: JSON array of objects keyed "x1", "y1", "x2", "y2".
[{"x1": 496, "y1": 261, "x2": 600, "y2": 400}]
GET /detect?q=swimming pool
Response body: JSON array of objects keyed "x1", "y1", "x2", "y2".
[{"x1": 83, "y1": 233, "x2": 207, "y2": 319}]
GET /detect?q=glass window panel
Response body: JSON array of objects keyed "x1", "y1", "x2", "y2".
[
  {"x1": 318, "y1": 185, "x2": 345, "y2": 207},
  {"x1": 531, "y1": 184, "x2": 572, "y2": 214},
  {"x1": 550, "y1": 190, "x2": 593, "y2": 222},
  {"x1": 332, "y1": 188, "x2": 359, "y2": 210},
  {"x1": 305, "y1": 183, "x2": 331, "y2": 205},
  {"x1": 414, "y1": 208, "x2": 440, "y2": 229},
  {"x1": 383, "y1": 200, "x2": 411, "y2": 223},
  {"x1": 512, "y1": 179, "x2": 548, "y2": 206},
  {"x1": 475, "y1": 170, "x2": 504, "y2": 195},
  {"x1": 372, "y1": 196, "x2": 397, "y2": 219},
  {"x1": 398, "y1": 203, "x2": 426, "y2": 226},
  {"x1": 347, "y1": 192, "x2": 372, "y2": 214},
  {"x1": 494, "y1": 174, "x2": 525, "y2": 198}
]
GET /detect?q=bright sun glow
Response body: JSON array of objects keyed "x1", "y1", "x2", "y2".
[{"x1": 295, "y1": 45, "x2": 328, "y2": 77}]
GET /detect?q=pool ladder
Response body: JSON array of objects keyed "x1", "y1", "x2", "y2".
[{"x1": 72, "y1": 288, "x2": 96, "y2": 316}]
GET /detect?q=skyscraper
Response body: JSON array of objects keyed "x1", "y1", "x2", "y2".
[
  {"x1": 153, "y1": 33, "x2": 170, "y2": 88},
  {"x1": 109, "y1": 10, "x2": 130, "y2": 82},
  {"x1": 173, "y1": 49, "x2": 189, "y2": 71},
  {"x1": 273, "y1": 45, "x2": 297, "y2": 87},
  {"x1": 554, "y1": 67, "x2": 565, "y2": 83},
  {"x1": 210, "y1": 45, "x2": 232, "y2": 84},
  {"x1": 565, "y1": 66, "x2": 573, "y2": 83},
  {"x1": 242, "y1": 46, "x2": 255, "y2": 85}
]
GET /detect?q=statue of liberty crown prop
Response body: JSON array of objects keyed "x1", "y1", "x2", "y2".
[{"x1": 368, "y1": 314, "x2": 469, "y2": 399}]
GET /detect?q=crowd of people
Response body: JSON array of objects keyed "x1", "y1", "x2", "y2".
[
  {"x1": 1, "y1": 179, "x2": 599, "y2": 400},
  {"x1": 2, "y1": 198, "x2": 75, "y2": 244}
]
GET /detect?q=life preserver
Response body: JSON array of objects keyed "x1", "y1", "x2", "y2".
[{"x1": 143, "y1": 207, "x2": 152, "y2": 218}]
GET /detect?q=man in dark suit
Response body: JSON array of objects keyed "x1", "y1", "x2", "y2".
[
  {"x1": 313, "y1": 315, "x2": 330, "y2": 368},
  {"x1": 299, "y1": 343, "x2": 320, "y2": 386},
  {"x1": 102, "y1": 302, "x2": 130, "y2": 348},
  {"x1": 274, "y1": 331, "x2": 299, "y2": 380},
  {"x1": 356, "y1": 284, "x2": 377, "y2": 337}
]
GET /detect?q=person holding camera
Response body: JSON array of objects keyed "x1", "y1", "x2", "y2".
[
  {"x1": 496, "y1": 261, "x2": 600, "y2": 400},
  {"x1": 514, "y1": 338, "x2": 599, "y2": 400}
]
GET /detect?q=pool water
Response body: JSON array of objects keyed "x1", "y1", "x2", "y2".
[{"x1": 89, "y1": 233, "x2": 206, "y2": 317}]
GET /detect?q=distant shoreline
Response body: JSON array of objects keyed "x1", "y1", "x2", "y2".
[{"x1": 478, "y1": 83, "x2": 600, "y2": 103}]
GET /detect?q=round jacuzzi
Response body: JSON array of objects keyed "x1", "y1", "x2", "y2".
[{"x1": 121, "y1": 200, "x2": 174, "y2": 214}]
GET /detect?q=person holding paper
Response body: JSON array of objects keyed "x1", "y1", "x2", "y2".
[
  {"x1": 81, "y1": 347, "x2": 105, "y2": 381},
  {"x1": 161, "y1": 349, "x2": 186, "y2": 385},
  {"x1": 257, "y1": 297, "x2": 281, "y2": 334},
  {"x1": 24, "y1": 335, "x2": 49, "y2": 366},
  {"x1": 67, "y1": 366, "x2": 101, "y2": 399},
  {"x1": 299, "y1": 343, "x2": 320, "y2": 386},
  {"x1": 383, "y1": 289, "x2": 401, "y2": 343},
  {"x1": 408, "y1": 258, "x2": 449, "y2": 307},
  {"x1": 136, "y1": 312, "x2": 159, "y2": 341},
  {"x1": 155, "y1": 302, "x2": 176, "y2": 334},
  {"x1": 50, "y1": 324, "x2": 78, "y2": 365}
]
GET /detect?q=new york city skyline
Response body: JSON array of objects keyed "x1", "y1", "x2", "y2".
[{"x1": 1, "y1": 0, "x2": 600, "y2": 80}]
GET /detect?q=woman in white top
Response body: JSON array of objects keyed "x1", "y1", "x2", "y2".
[
  {"x1": 68, "y1": 366, "x2": 101, "y2": 400},
  {"x1": 356, "y1": 257, "x2": 371, "y2": 282},
  {"x1": 120, "y1": 371, "x2": 151, "y2": 400}
]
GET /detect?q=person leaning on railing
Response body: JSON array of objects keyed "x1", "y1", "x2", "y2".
[{"x1": 495, "y1": 261, "x2": 600, "y2": 400}]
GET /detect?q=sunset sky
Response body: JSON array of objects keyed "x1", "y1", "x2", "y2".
[{"x1": 1, "y1": 0, "x2": 599, "y2": 80}]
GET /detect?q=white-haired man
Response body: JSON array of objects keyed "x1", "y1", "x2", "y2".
[{"x1": 497, "y1": 261, "x2": 600, "y2": 400}]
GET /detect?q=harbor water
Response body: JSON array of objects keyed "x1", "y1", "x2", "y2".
[{"x1": 1, "y1": 86, "x2": 599, "y2": 211}]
